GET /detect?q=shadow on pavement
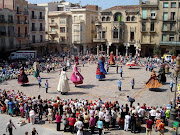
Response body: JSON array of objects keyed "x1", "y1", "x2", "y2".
[
  {"x1": 21, "y1": 83, "x2": 38, "y2": 87},
  {"x1": 68, "y1": 92, "x2": 87, "y2": 95},
  {"x1": 105, "y1": 79, "x2": 118, "y2": 81},
  {"x1": 77, "y1": 85, "x2": 96, "y2": 89},
  {"x1": 149, "y1": 88, "x2": 167, "y2": 92}
]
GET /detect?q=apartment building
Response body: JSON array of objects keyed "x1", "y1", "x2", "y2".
[
  {"x1": 48, "y1": 11, "x2": 72, "y2": 53},
  {"x1": 139, "y1": 0, "x2": 159, "y2": 56},
  {"x1": 28, "y1": 4, "x2": 46, "y2": 56},
  {"x1": 94, "y1": 5, "x2": 140, "y2": 56},
  {"x1": 71, "y1": 8, "x2": 98, "y2": 55},
  {"x1": 158, "y1": 0, "x2": 180, "y2": 55},
  {"x1": 0, "y1": 8, "x2": 15, "y2": 53}
]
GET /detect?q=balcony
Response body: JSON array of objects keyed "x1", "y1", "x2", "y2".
[
  {"x1": 129, "y1": 39, "x2": 136, "y2": 43},
  {"x1": 17, "y1": 20, "x2": 23, "y2": 24},
  {"x1": 39, "y1": 16, "x2": 45, "y2": 20},
  {"x1": 149, "y1": 29, "x2": 156, "y2": 33},
  {"x1": 8, "y1": 32, "x2": 15, "y2": 37},
  {"x1": 49, "y1": 22, "x2": 57, "y2": 26},
  {"x1": 48, "y1": 40, "x2": 58, "y2": 43},
  {"x1": 31, "y1": 15, "x2": 37, "y2": 19},
  {"x1": 0, "y1": 19, "x2": 7, "y2": 23},
  {"x1": 93, "y1": 38, "x2": 106, "y2": 43},
  {"x1": 159, "y1": 41, "x2": 180, "y2": 46},
  {"x1": 8, "y1": 20, "x2": 14, "y2": 23},
  {"x1": 31, "y1": 27, "x2": 37, "y2": 31},
  {"x1": 140, "y1": 17, "x2": 148, "y2": 20},
  {"x1": 161, "y1": 29, "x2": 176, "y2": 33},
  {"x1": 111, "y1": 38, "x2": 123, "y2": 43},
  {"x1": 163, "y1": 18, "x2": 176, "y2": 22},
  {"x1": 16, "y1": 11, "x2": 22, "y2": 15},
  {"x1": 24, "y1": 20, "x2": 29, "y2": 24},
  {"x1": 24, "y1": 33, "x2": 29, "y2": 37},
  {"x1": 16, "y1": 34, "x2": 24, "y2": 38},
  {"x1": 23, "y1": 11, "x2": 28, "y2": 15},
  {"x1": 48, "y1": 31, "x2": 57, "y2": 35},
  {"x1": 59, "y1": 40, "x2": 67, "y2": 44},
  {"x1": 149, "y1": 16, "x2": 157, "y2": 20},
  {"x1": 0, "y1": 32, "x2": 6, "y2": 36}
]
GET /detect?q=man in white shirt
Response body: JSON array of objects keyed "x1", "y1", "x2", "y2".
[
  {"x1": 74, "y1": 118, "x2": 84, "y2": 135},
  {"x1": 29, "y1": 108, "x2": 36, "y2": 125},
  {"x1": 124, "y1": 113, "x2": 131, "y2": 131},
  {"x1": 138, "y1": 107, "x2": 146, "y2": 123}
]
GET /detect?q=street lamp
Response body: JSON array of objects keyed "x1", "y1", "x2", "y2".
[{"x1": 168, "y1": 55, "x2": 180, "y2": 127}]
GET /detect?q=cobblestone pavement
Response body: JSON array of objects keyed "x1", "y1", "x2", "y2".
[{"x1": 0, "y1": 63, "x2": 177, "y2": 135}]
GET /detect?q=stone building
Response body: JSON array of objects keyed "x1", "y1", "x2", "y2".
[
  {"x1": 28, "y1": 4, "x2": 46, "y2": 56},
  {"x1": 0, "y1": 8, "x2": 16, "y2": 53},
  {"x1": 94, "y1": 5, "x2": 140, "y2": 56}
]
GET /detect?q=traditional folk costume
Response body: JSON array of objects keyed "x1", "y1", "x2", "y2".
[
  {"x1": 57, "y1": 70, "x2": 70, "y2": 95},
  {"x1": 33, "y1": 61, "x2": 40, "y2": 78},
  {"x1": 18, "y1": 67, "x2": 29, "y2": 84},
  {"x1": 71, "y1": 64, "x2": 84, "y2": 86},
  {"x1": 96, "y1": 57, "x2": 107, "y2": 80},
  {"x1": 146, "y1": 72, "x2": 162, "y2": 88},
  {"x1": 75, "y1": 57, "x2": 79, "y2": 65},
  {"x1": 108, "y1": 51, "x2": 115, "y2": 65}
]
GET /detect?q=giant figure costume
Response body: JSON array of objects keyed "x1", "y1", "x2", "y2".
[
  {"x1": 71, "y1": 64, "x2": 84, "y2": 85},
  {"x1": 33, "y1": 61, "x2": 40, "y2": 77},
  {"x1": 18, "y1": 67, "x2": 29, "y2": 84},
  {"x1": 96, "y1": 57, "x2": 107, "y2": 80}
]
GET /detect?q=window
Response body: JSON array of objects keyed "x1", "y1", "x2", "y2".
[
  {"x1": 59, "y1": 36, "x2": 65, "y2": 41},
  {"x1": 163, "y1": 2, "x2": 168, "y2": 8},
  {"x1": 171, "y1": 2, "x2": 176, "y2": 8},
  {"x1": 32, "y1": 23, "x2": 35, "y2": 31},
  {"x1": 131, "y1": 16, "x2": 135, "y2": 21},
  {"x1": 102, "y1": 31, "x2": 106, "y2": 38},
  {"x1": 60, "y1": 27, "x2": 65, "y2": 33},
  {"x1": 126, "y1": 16, "x2": 130, "y2": 21},
  {"x1": 130, "y1": 32, "x2": 134, "y2": 41},
  {"x1": 119, "y1": 28, "x2": 122, "y2": 40},
  {"x1": 102, "y1": 17, "x2": 105, "y2": 21},
  {"x1": 74, "y1": 35, "x2": 80, "y2": 42},
  {"x1": 142, "y1": 10, "x2": 147, "y2": 19},
  {"x1": 163, "y1": 12, "x2": 168, "y2": 21},
  {"x1": 0, "y1": 26, "x2": 6, "y2": 36},
  {"x1": 179, "y1": 34, "x2": 180, "y2": 41},
  {"x1": 171, "y1": 12, "x2": 175, "y2": 20},
  {"x1": 40, "y1": 12, "x2": 42, "y2": 19},
  {"x1": 114, "y1": 12, "x2": 122, "y2": 22},
  {"x1": 169, "y1": 34, "x2": 174, "y2": 41},
  {"x1": 57, "y1": 7, "x2": 64, "y2": 11},
  {"x1": 60, "y1": 20, "x2": 65, "y2": 24},
  {"x1": 74, "y1": 25, "x2": 79, "y2": 32},
  {"x1": 170, "y1": 23, "x2": 175, "y2": 31},
  {"x1": 51, "y1": 18, "x2": 54, "y2": 23},
  {"x1": 142, "y1": 22, "x2": 146, "y2": 31},
  {"x1": 9, "y1": 38, "x2": 14, "y2": 49},
  {"x1": 150, "y1": 22, "x2": 155, "y2": 31},
  {"x1": 1, "y1": 38, "x2": 6, "y2": 51},
  {"x1": 179, "y1": 2, "x2": 180, "y2": 8},
  {"x1": 8, "y1": 26, "x2": 14, "y2": 36},
  {"x1": 113, "y1": 27, "x2": 118, "y2": 39},
  {"x1": 8, "y1": 15, "x2": 13, "y2": 23},
  {"x1": 40, "y1": 23, "x2": 43, "y2": 31},
  {"x1": 51, "y1": 27, "x2": 55, "y2": 31},
  {"x1": 162, "y1": 34, "x2": 167, "y2": 41},
  {"x1": 32, "y1": 35, "x2": 35, "y2": 43},
  {"x1": 32, "y1": 11, "x2": 35, "y2": 18},
  {"x1": 16, "y1": 6, "x2": 20, "y2": 14},
  {"x1": 40, "y1": 35, "x2": 43, "y2": 42},
  {"x1": 24, "y1": 7, "x2": 27, "y2": 14},
  {"x1": 151, "y1": 10, "x2": 156, "y2": 19},
  {"x1": 163, "y1": 23, "x2": 167, "y2": 31},
  {"x1": 106, "y1": 17, "x2": 110, "y2": 21}
]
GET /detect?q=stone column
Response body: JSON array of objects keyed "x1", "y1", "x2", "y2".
[
  {"x1": 107, "y1": 45, "x2": 109, "y2": 56},
  {"x1": 97, "y1": 45, "x2": 100, "y2": 56},
  {"x1": 83, "y1": 44, "x2": 86, "y2": 55},
  {"x1": 126, "y1": 46, "x2": 128, "y2": 56},
  {"x1": 116, "y1": 45, "x2": 118, "y2": 56},
  {"x1": 97, "y1": 31, "x2": 100, "y2": 39},
  {"x1": 101, "y1": 45, "x2": 103, "y2": 51}
]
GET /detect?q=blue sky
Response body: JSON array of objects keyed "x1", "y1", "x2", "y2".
[{"x1": 27, "y1": 0, "x2": 139, "y2": 9}]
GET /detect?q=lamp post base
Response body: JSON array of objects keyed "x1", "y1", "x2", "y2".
[{"x1": 168, "y1": 108, "x2": 177, "y2": 127}]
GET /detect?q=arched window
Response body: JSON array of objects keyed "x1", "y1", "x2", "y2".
[
  {"x1": 102, "y1": 17, "x2": 105, "y2": 21},
  {"x1": 106, "y1": 16, "x2": 110, "y2": 21},
  {"x1": 114, "y1": 12, "x2": 122, "y2": 22},
  {"x1": 132, "y1": 16, "x2": 135, "y2": 21},
  {"x1": 126, "y1": 16, "x2": 130, "y2": 21},
  {"x1": 113, "y1": 27, "x2": 118, "y2": 38}
]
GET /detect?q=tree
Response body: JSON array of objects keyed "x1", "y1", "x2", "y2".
[{"x1": 153, "y1": 45, "x2": 159, "y2": 55}]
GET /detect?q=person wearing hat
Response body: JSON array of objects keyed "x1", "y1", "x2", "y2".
[{"x1": 169, "y1": 80, "x2": 173, "y2": 92}]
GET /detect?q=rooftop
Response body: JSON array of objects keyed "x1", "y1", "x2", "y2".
[{"x1": 104, "y1": 5, "x2": 139, "y2": 11}]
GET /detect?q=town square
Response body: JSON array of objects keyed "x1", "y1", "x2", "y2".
[{"x1": 0, "y1": 0, "x2": 180, "y2": 135}]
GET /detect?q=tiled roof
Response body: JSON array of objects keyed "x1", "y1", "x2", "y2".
[{"x1": 104, "y1": 5, "x2": 139, "y2": 11}]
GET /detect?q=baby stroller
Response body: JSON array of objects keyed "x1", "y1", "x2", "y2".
[{"x1": 154, "y1": 119, "x2": 161, "y2": 132}]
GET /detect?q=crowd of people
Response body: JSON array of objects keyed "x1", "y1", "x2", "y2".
[{"x1": 0, "y1": 88, "x2": 177, "y2": 135}]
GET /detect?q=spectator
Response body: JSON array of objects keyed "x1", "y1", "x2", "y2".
[
  {"x1": 127, "y1": 96, "x2": 135, "y2": 107},
  {"x1": 55, "y1": 111, "x2": 61, "y2": 131},
  {"x1": 157, "y1": 119, "x2": 165, "y2": 135},
  {"x1": 29, "y1": 108, "x2": 36, "y2": 125},
  {"x1": 117, "y1": 79, "x2": 122, "y2": 91},
  {"x1": 131, "y1": 78, "x2": 135, "y2": 89},
  {"x1": 83, "y1": 112, "x2": 89, "y2": 130},
  {"x1": 89, "y1": 114, "x2": 96, "y2": 134},
  {"x1": 31, "y1": 128, "x2": 39, "y2": 135},
  {"x1": 44, "y1": 80, "x2": 48, "y2": 93},
  {"x1": 62, "y1": 112, "x2": 68, "y2": 132},
  {"x1": 74, "y1": 117, "x2": 84, "y2": 135},
  {"x1": 146, "y1": 117, "x2": 153, "y2": 135},
  {"x1": 97, "y1": 118, "x2": 103, "y2": 135},
  {"x1": 69, "y1": 114, "x2": 76, "y2": 134},
  {"x1": 6, "y1": 119, "x2": 16, "y2": 135},
  {"x1": 124, "y1": 112, "x2": 131, "y2": 131}
]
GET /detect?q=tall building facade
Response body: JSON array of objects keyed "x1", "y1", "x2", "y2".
[
  {"x1": 94, "y1": 5, "x2": 140, "y2": 56},
  {"x1": 0, "y1": 8, "x2": 16, "y2": 53},
  {"x1": 28, "y1": 4, "x2": 46, "y2": 56}
]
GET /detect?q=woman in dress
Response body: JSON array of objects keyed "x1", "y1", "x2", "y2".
[
  {"x1": 146, "y1": 71, "x2": 162, "y2": 89},
  {"x1": 57, "y1": 68, "x2": 70, "y2": 95},
  {"x1": 18, "y1": 67, "x2": 29, "y2": 84},
  {"x1": 71, "y1": 63, "x2": 84, "y2": 86}
]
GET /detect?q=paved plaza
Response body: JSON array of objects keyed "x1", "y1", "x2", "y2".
[{"x1": 0, "y1": 63, "x2": 176, "y2": 135}]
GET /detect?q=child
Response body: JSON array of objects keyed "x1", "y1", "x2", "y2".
[{"x1": 117, "y1": 79, "x2": 122, "y2": 91}]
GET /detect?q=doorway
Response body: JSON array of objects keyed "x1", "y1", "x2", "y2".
[{"x1": 129, "y1": 45, "x2": 136, "y2": 56}]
